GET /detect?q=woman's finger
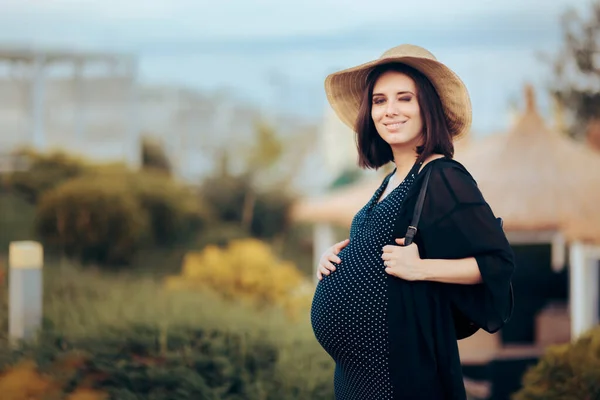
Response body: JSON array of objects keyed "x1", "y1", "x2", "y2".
[
  {"x1": 323, "y1": 260, "x2": 337, "y2": 272},
  {"x1": 328, "y1": 254, "x2": 342, "y2": 264},
  {"x1": 334, "y1": 239, "x2": 350, "y2": 252},
  {"x1": 319, "y1": 264, "x2": 332, "y2": 276}
]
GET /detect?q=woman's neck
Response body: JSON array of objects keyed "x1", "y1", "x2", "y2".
[{"x1": 391, "y1": 147, "x2": 419, "y2": 178}]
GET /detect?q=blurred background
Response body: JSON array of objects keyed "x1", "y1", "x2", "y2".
[{"x1": 0, "y1": 1, "x2": 599, "y2": 399}]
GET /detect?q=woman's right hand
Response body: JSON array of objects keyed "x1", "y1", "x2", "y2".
[{"x1": 317, "y1": 239, "x2": 350, "y2": 281}]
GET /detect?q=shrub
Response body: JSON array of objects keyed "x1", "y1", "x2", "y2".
[
  {"x1": 86, "y1": 167, "x2": 210, "y2": 247},
  {"x1": 5, "y1": 149, "x2": 88, "y2": 203},
  {"x1": 35, "y1": 177, "x2": 147, "y2": 265},
  {"x1": 34, "y1": 164, "x2": 211, "y2": 265},
  {"x1": 512, "y1": 325, "x2": 600, "y2": 400},
  {"x1": 127, "y1": 171, "x2": 207, "y2": 246},
  {"x1": 141, "y1": 136, "x2": 172, "y2": 176},
  {"x1": 199, "y1": 174, "x2": 251, "y2": 223},
  {"x1": 165, "y1": 238, "x2": 312, "y2": 320},
  {"x1": 251, "y1": 190, "x2": 294, "y2": 240},
  {"x1": 198, "y1": 174, "x2": 293, "y2": 240},
  {"x1": 0, "y1": 326, "x2": 279, "y2": 400},
  {"x1": 0, "y1": 263, "x2": 334, "y2": 399}
]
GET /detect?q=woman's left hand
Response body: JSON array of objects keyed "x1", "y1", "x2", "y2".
[{"x1": 381, "y1": 238, "x2": 424, "y2": 281}]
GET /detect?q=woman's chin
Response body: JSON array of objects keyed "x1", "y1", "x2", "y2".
[{"x1": 385, "y1": 136, "x2": 413, "y2": 146}]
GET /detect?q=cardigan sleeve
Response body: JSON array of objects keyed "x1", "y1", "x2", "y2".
[{"x1": 420, "y1": 162, "x2": 516, "y2": 334}]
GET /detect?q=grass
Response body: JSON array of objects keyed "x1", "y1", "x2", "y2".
[{"x1": 0, "y1": 258, "x2": 335, "y2": 398}]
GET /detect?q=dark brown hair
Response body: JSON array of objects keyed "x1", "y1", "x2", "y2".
[{"x1": 354, "y1": 62, "x2": 454, "y2": 169}]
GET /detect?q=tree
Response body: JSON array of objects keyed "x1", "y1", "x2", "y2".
[
  {"x1": 141, "y1": 136, "x2": 172, "y2": 175},
  {"x1": 227, "y1": 119, "x2": 315, "y2": 231},
  {"x1": 545, "y1": 1, "x2": 600, "y2": 140},
  {"x1": 198, "y1": 118, "x2": 316, "y2": 245}
]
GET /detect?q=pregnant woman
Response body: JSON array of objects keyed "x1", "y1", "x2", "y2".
[{"x1": 310, "y1": 44, "x2": 515, "y2": 400}]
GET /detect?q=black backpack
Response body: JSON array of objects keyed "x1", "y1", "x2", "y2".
[{"x1": 404, "y1": 167, "x2": 514, "y2": 340}]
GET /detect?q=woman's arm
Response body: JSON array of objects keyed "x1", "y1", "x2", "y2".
[{"x1": 419, "y1": 257, "x2": 483, "y2": 285}]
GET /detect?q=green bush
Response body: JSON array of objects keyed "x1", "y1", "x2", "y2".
[
  {"x1": 141, "y1": 136, "x2": 172, "y2": 175},
  {"x1": 512, "y1": 325, "x2": 600, "y2": 400},
  {"x1": 0, "y1": 263, "x2": 335, "y2": 399},
  {"x1": 0, "y1": 192, "x2": 36, "y2": 250},
  {"x1": 199, "y1": 174, "x2": 251, "y2": 224},
  {"x1": 5, "y1": 149, "x2": 88, "y2": 203},
  {"x1": 85, "y1": 167, "x2": 210, "y2": 247},
  {"x1": 34, "y1": 165, "x2": 211, "y2": 265},
  {"x1": 251, "y1": 190, "x2": 294, "y2": 239},
  {"x1": 198, "y1": 174, "x2": 293, "y2": 241},
  {"x1": 0, "y1": 322, "x2": 333, "y2": 400},
  {"x1": 35, "y1": 177, "x2": 147, "y2": 265},
  {"x1": 127, "y1": 171, "x2": 208, "y2": 247},
  {"x1": 0, "y1": 325, "x2": 277, "y2": 400}
]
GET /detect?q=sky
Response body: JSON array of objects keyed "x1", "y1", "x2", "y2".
[
  {"x1": 0, "y1": 0, "x2": 585, "y2": 42},
  {"x1": 0, "y1": 0, "x2": 593, "y2": 135}
]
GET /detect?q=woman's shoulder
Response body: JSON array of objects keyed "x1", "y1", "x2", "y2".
[
  {"x1": 420, "y1": 156, "x2": 473, "y2": 179},
  {"x1": 422, "y1": 157, "x2": 484, "y2": 202}
]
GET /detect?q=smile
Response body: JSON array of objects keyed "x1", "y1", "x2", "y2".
[{"x1": 384, "y1": 121, "x2": 407, "y2": 129}]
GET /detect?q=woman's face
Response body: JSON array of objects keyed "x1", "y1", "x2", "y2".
[{"x1": 371, "y1": 70, "x2": 424, "y2": 148}]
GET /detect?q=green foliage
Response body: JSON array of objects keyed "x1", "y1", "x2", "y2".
[
  {"x1": 5, "y1": 149, "x2": 88, "y2": 203},
  {"x1": 198, "y1": 174, "x2": 293, "y2": 241},
  {"x1": 246, "y1": 121, "x2": 283, "y2": 172},
  {"x1": 141, "y1": 136, "x2": 172, "y2": 176},
  {"x1": 0, "y1": 325, "x2": 278, "y2": 400},
  {"x1": 251, "y1": 190, "x2": 294, "y2": 239},
  {"x1": 199, "y1": 174, "x2": 250, "y2": 224},
  {"x1": 0, "y1": 262, "x2": 334, "y2": 399},
  {"x1": 126, "y1": 171, "x2": 208, "y2": 247},
  {"x1": 0, "y1": 192, "x2": 36, "y2": 250},
  {"x1": 546, "y1": 1, "x2": 600, "y2": 139},
  {"x1": 512, "y1": 326, "x2": 600, "y2": 400},
  {"x1": 195, "y1": 223, "x2": 251, "y2": 249},
  {"x1": 35, "y1": 177, "x2": 147, "y2": 265},
  {"x1": 0, "y1": 323, "x2": 331, "y2": 400},
  {"x1": 328, "y1": 168, "x2": 363, "y2": 190},
  {"x1": 31, "y1": 157, "x2": 210, "y2": 265}
]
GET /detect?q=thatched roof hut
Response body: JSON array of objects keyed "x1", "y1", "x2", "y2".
[
  {"x1": 455, "y1": 85, "x2": 600, "y2": 245},
  {"x1": 290, "y1": 175, "x2": 382, "y2": 227}
]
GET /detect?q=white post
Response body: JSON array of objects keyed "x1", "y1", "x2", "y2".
[
  {"x1": 569, "y1": 241, "x2": 586, "y2": 340},
  {"x1": 30, "y1": 53, "x2": 46, "y2": 150},
  {"x1": 568, "y1": 241, "x2": 600, "y2": 340},
  {"x1": 587, "y1": 255, "x2": 599, "y2": 332},
  {"x1": 8, "y1": 241, "x2": 44, "y2": 346},
  {"x1": 313, "y1": 222, "x2": 335, "y2": 285}
]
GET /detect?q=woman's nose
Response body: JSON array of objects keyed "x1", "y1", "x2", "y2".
[{"x1": 385, "y1": 101, "x2": 399, "y2": 116}]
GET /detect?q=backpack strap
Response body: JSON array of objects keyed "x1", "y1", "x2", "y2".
[{"x1": 404, "y1": 166, "x2": 432, "y2": 246}]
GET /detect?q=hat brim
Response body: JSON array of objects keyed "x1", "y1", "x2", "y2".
[{"x1": 324, "y1": 56, "x2": 472, "y2": 138}]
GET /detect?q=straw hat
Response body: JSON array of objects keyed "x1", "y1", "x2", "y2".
[{"x1": 324, "y1": 44, "x2": 472, "y2": 138}]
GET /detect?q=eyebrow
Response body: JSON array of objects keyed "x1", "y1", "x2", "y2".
[{"x1": 372, "y1": 91, "x2": 415, "y2": 97}]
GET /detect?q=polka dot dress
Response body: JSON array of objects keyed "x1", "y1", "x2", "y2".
[{"x1": 311, "y1": 163, "x2": 419, "y2": 400}]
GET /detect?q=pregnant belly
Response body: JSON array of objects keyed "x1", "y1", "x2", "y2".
[{"x1": 310, "y1": 257, "x2": 387, "y2": 360}]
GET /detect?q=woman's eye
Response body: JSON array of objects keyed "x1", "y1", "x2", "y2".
[
  {"x1": 373, "y1": 98, "x2": 385, "y2": 104},
  {"x1": 399, "y1": 96, "x2": 412, "y2": 102}
]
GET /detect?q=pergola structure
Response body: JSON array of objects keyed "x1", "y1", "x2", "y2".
[
  {"x1": 0, "y1": 44, "x2": 140, "y2": 167},
  {"x1": 291, "y1": 85, "x2": 600, "y2": 341}
]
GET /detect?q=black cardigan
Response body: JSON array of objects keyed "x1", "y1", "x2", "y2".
[{"x1": 385, "y1": 157, "x2": 515, "y2": 399}]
